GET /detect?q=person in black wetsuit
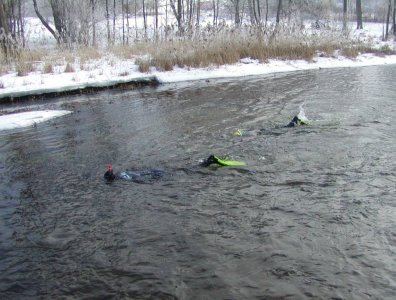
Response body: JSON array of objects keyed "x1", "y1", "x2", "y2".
[
  {"x1": 104, "y1": 155, "x2": 246, "y2": 182},
  {"x1": 285, "y1": 115, "x2": 308, "y2": 127},
  {"x1": 235, "y1": 115, "x2": 309, "y2": 136},
  {"x1": 104, "y1": 165, "x2": 164, "y2": 182}
]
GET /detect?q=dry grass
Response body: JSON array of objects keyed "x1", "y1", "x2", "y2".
[
  {"x1": 11, "y1": 49, "x2": 48, "y2": 76},
  {"x1": 136, "y1": 57, "x2": 151, "y2": 73},
  {"x1": 76, "y1": 47, "x2": 102, "y2": 64},
  {"x1": 43, "y1": 62, "x2": 53, "y2": 74},
  {"x1": 125, "y1": 26, "x2": 359, "y2": 72},
  {"x1": 133, "y1": 31, "x2": 323, "y2": 71},
  {"x1": 110, "y1": 45, "x2": 137, "y2": 59},
  {"x1": 16, "y1": 62, "x2": 34, "y2": 76},
  {"x1": 0, "y1": 64, "x2": 8, "y2": 76},
  {"x1": 64, "y1": 62, "x2": 74, "y2": 73},
  {"x1": 0, "y1": 25, "x2": 392, "y2": 78},
  {"x1": 341, "y1": 47, "x2": 360, "y2": 58}
]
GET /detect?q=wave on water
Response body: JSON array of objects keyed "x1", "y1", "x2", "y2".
[{"x1": 297, "y1": 103, "x2": 309, "y2": 123}]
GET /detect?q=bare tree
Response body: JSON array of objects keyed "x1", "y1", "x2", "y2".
[
  {"x1": 196, "y1": 0, "x2": 201, "y2": 26},
  {"x1": 0, "y1": 1, "x2": 11, "y2": 55},
  {"x1": 212, "y1": 0, "x2": 219, "y2": 26},
  {"x1": 265, "y1": 0, "x2": 269, "y2": 25},
  {"x1": 393, "y1": 0, "x2": 396, "y2": 36},
  {"x1": 356, "y1": 0, "x2": 363, "y2": 29},
  {"x1": 91, "y1": 0, "x2": 96, "y2": 46},
  {"x1": 0, "y1": 0, "x2": 26, "y2": 59},
  {"x1": 247, "y1": 0, "x2": 256, "y2": 24},
  {"x1": 343, "y1": 0, "x2": 348, "y2": 32},
  {"x1": 154, "y1": 0, "x2": 159, "y2": 35},
  {"x1": 122, "y1": 0, "x2": 125, "y2": 44},
  {"x1": 126, "y1": 0, "x2": 130, "y2": 44},
  {"x1": 230, "y1": 0, "x2": 241, "y2": 25},
  {"x1": 142, "y1": 0, "x2": 147, "y2": 36},
  {"x1": 50, "y1": 0, "x2": 70, "y2": 43},
  {"x1": 255, "y1": 0, "x2": 261, "y2": 24},
  {"x1": 276, "y1": 0, "x2": 283, "y2": 24},
  {"x1": 385, "y1": 0, "x2": 391, "y2": 40},
  {"x1": 105, "y1": 0, "x2": 111, "y2": 45},
  {"x1": 113, "y1": 0, "x2": 116, "y2": 43},
  {"x1": 18, "y1": 0, "x2": 24, "y2": 47},
  {"x1": 169, "y1": 0, "x2": 183, "y2": 29},
  {"x1": 33, "y1": 0, "x2": 61, "y2": 44}
]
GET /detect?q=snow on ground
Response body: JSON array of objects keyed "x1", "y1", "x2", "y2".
[
  {"x1": 1, "y1": 51, "x2": 395, "y2": 99},
  {"x1": 0, "y1": 110, "x2": 72, "y2": 131},
  {"x1": 1, "y1": 18, "x2": 395, "y2": 99}
]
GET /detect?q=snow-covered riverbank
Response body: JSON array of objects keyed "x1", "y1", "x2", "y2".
[
  {"x1": 0, "y1": 20, "x2": 395, "y2": 101},
  {"x1": 1, "y1": 52, "x2": 396, "y2": 101},
  {"x1": 0, "y1": 110, "x2": 72, "y2": 131}
]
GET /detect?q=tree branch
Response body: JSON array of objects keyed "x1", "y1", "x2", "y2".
[{"x1": 32, "y1": 0, "x2": 61, "y2": 44}]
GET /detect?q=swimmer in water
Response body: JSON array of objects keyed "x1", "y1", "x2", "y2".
[
  {"x1": 234, "y1": 115, "x2": 309, "y2": 137},
  {"x1": 285, "y1": 115, "x2": 308, "y2": 127},
  {"x1": 104, "y1": 165, "x2": 164, "y2": 182},
  {"x1": 104, "y1": 155, "x2": 246, "y2": 181},
  {"x1": 200, "y1": 155, "x2": 246, "y2": 167}
]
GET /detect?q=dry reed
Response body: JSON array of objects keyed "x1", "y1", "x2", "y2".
[{"x1": 0, "y1": 25, "x2": 392, "y2": 77}]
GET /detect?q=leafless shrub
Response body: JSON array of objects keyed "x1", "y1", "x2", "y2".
[
  {"x1": 16, "y1": 62, "x2": 34, "y2": 76},
  {"x1": 64, "y1": 62, "x2": 74, "y2": 73},
  {"x1": 136, "y1": 58, "x2": 151, "y2": 73},
  {"x1": 77, "y1": 47, "x2": 101, "y2": 64},
  {"x1": 43, "y1": 62, "x2": 53, "y2": 73}
]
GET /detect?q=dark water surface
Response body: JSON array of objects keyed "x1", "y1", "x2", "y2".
[{"x1": 1, "y1": 65, "x2": 396, "y2": 299}]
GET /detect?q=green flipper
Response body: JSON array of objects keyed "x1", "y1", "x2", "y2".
[{"x1": 214, "y1": 156, "x2": 246, "y2": 166}]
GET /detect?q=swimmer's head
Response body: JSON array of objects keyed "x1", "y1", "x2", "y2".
[
  {"x1": 104, "y1": 165, "x2": 116, "y2": 181},
  {"x1": 233, "y1": 129, "x2": 243, "y2": 136},
  {"x1": 201, "y1": 155, "x2": 218, "y2": 167}
]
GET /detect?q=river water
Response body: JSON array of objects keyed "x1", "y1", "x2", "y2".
[{"x1": 1, "y1": 65, "x2": 396, "y2": 299}]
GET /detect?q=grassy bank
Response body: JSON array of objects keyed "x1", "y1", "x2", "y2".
[{"x1": 0, "y1": 25, "x2": 394, "y2": 79}]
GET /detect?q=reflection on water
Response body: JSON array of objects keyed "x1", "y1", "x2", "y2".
[{"x1": 1, "y1": 65, "x2": 396, "y2": 299}]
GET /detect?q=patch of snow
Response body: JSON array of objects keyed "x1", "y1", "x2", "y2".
[{"x1": 0, "y1": 110, "x2": 72, "y2": 131}]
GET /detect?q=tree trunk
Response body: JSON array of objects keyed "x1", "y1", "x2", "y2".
[
  {"x1": 393, "y1": 0, "x2": 396, "y2": 36},
  {"x1": 212, "y1": 0, "x2": 216, "y2": 25},
  {"x1": 18, "y1": 0, "x2": 24, "y2": 47},
  {"x1": 142, "y1": 0, "x2": 147, "y2": 36},
  {"x1": 32, "y1": 0, "x2": 61, "y2": 44},
  {"x1": 50, "y1": 0, "x2": 68, "y2": 44},
  {"x1": 121, "y1": 0, "x2": 125, "y2": 44},
  {"x1": 126, "y1": 0, "x2": 129, "y2": 44},
  {"x1": 343, "y1": 0, "x2": 348, "y2": 32},
  {"x1": 356, "y1": 0, "x2": 363, "y2": 29},
  {"x1": 265, "y1": 0, "x2": 269, "y2": 25},
  {"x1": 276, "y1": 0, "x2": 282, "y2": 24},
  {"x1": 178, "y1": 0, "x2": 182, "y2": 28},
  {"x1": 247, "y1": 0, "x2": 256, "y2": 25},
  {"x1": 169, "y1": 0, "x2": 182, "y2": 29},
  {"x1": 91, "y1": 0, "x2": 96, "y2": 47},
  {"x1": 385, "y1": 0, "x2": 391, "y2": 40},
  {"x1": 0, "y1": 2, "x2": 10, "y2": 55},
  {"x1": 197, "y1": 0, "x2": 200, "y2": 26},
  {"x1": 105, "y1": 0, "x2": 110, "y2": 45},
  {"x1": 233, "y1": 0, "x2": 240, "y2": 25},
  {"x1": 113, "y1": 0, "x2": 116, "y2": 43},
  {"x1": 155, "y1": 0, "x2": 158, "y2": 32},
  {"x1": 256, "y1": 0, "x2": 261, "y2": 23}
]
